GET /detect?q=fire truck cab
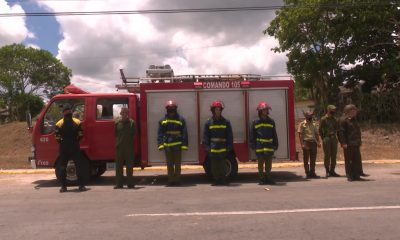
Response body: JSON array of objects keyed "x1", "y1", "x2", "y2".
[{"x1": 29, "y1": 66, "x2": 295, "y2": 183}]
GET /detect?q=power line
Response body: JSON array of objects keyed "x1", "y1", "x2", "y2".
[
  {"x1": 3, "y1": 6, "x2": 282, "y2": 17},
  {"x1": 0, "y1": 3, "x2": 397, "y2": 17}
]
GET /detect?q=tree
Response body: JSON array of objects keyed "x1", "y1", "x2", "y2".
[
  {"x1": 15, "y1": 93, "x2": 45, "y2": 121},
  {"x1": 265, "y1": 0, "x2": 400, "y2": 110},
  {"x1": 0, "y1": 44, "x2": 71, "y2": 121}
]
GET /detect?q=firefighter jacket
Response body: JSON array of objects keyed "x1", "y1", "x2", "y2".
[
  {"x1": 55, "y1": 116, "x2": 83, "y2": 150},
  {"x1": 338, "y1": 116, "x2": 362, "y2": 147},
  {"x1": 157, "y1": 114, "x2": 188, "y2": 151},
  {"x1": 249, "y1": 117, "x2": 278, "y2": 155},
  {"x1": 203, "y1": 117, "x2": 233, "y2": 157},
  {"x1": 319, "y1": 114, "x2": 338, "y2": 139}
]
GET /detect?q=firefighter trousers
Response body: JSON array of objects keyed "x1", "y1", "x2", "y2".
[
  {"x1": 256, "y1": 153, "x2": 273, "y2": 180},
  {"x1": 165, "y1": 149, "x2": 182, "y2": 183},
  {"x1": 210, "y1": 153, "x2": 227, "y2": 183},
  {"x1": 58, "y1": 148, "x2": 86, "y2": 187},
  {"x1": 323, "y1": 137, "x2": 338, "y2": 173}
]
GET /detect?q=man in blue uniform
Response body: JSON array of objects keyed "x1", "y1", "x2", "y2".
[
  {"x1": 158, "y1": 100, "x2": 188, "y2": 186},
  {"x1": 250, "y1": 101, "x2": 279, "y2": 185},
  {"x1": 203, "y1": 100, "x2": 233, "y2": 185}
]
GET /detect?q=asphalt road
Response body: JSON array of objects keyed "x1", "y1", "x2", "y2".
[{"x1": 1, "y1": 163, "x2": 400, "y2": 240}]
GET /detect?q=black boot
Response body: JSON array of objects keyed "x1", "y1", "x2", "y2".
[
  {"x1": 59, "y1": 186, "x2": 67, "y2": 193},
  {"x1": 329, "y1": 171, "x2": 340, "y2": 177}
]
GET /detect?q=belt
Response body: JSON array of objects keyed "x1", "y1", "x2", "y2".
[
  {"x1": 210, "y1": 137, "x2": 226, "y2": 142},
  {"x1": 166, "y1": 131, "x2": 181, "y2": 135}
]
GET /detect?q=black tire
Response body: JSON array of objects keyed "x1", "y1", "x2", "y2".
[
  {"x1": 203, "y1": 152, "x2": 239, "y2": 181},
  {"x1": 55, "y1": 155, "x2": 90, "y2": 186},
  {"x1": 203, "y1": 156, "x2": 213, "y2": 181},
  {"x1": 91, "y1": 164, "x2": 106, "y2": 178},
  {"x1": 225, "y1": 152, "x2": 238, "y2": 181}
]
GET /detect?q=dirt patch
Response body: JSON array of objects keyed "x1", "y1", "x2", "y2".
[
  {"x1": 0, "y1": 122, "x2": 32, "y2": 169},
  {"x1": 0, "y1": 120, "x2": 399, "y2": 170}
]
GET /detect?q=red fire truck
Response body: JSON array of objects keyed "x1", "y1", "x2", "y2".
[{"x1": 28, "y1": 66, "x2": 296, "y2": 183}]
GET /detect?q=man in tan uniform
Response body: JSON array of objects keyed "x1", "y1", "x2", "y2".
[{"x1": 298, "y1": 110, "x2": 321, "y2": 178}]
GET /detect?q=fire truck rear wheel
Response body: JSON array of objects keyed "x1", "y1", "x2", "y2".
[
  {"x1": 202, "y1": 156, "x2": 213, "y2": 181},
  {"x1": 55, "y1": 157, "x2": 90, "y2": 185},
  {"x1": 225, "y1": 154, "x2": 238, "y2": 180},
  {"x1": 203, "y1": 154, "x2": 239, "y2": 181}
]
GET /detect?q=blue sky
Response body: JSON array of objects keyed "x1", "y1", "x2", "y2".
[{"x1": 9, "y1": 0, "x2": 61, "y2": 55}]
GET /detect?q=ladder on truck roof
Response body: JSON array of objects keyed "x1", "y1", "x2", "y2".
[{"x1": 116, "y1": 69, "x2": 290, "y2": 93}]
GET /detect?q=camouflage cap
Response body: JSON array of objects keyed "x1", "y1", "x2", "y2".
[
  {"x1": 303, "y1": 110, "x2": 314, "y2": 117},
  {"x1": 327, "y1": 105, "x2": 337, "y2": 111},
  {"x1": 343, "y1": 104, "x2": 357, "y2": 113}
]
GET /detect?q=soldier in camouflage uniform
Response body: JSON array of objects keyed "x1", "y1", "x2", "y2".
[
  {"x1": 338, "y1": 104, "x2": 368, "y2": 181},
  {"x1": 319, "y1": 105, "x2": 340, "y2": 178},
  {"x1": 114, "y1": 107, "x2": 135, "y2": 189}
]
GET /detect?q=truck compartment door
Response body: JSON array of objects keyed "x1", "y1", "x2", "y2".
[
  {"x1": 146, "y1": 91, "x2": 198, "y2": 164},
  {"x1": 248, "y1": 89, "x2": 289, "y2": 159}
]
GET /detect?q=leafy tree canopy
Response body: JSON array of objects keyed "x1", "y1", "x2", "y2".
[
  {"x1": 0, "y1": 43, "x2": 71, "y2": 121},
  {"x1": 265, "y1": 0, "x2": 400, "y2": 109}
]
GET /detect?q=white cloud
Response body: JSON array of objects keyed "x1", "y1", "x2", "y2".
[
  {"x1": 26, "y1": 43, "x2": 40, "y2": 49},
  {"x1": 0, "y1": 0, "x2": 31, "y2": 46},
  {"x1": 37, "y1": 0, "x2": 287, "y2": 92}
]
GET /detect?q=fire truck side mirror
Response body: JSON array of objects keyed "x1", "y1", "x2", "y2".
[{"x1": 26, "y1": 112, "x2": 32, "y2": 130}]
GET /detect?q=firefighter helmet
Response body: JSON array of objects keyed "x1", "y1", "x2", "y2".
[
  {"x1": 210, "y1": 100, "x2": 224, "y2": 110},
  {"x1": 257, "y1": 101, "x2": 271, "y2": 111},
  {"x1": 62, "y1": 103, "x2": 72, "y2": 112},
  {"x1": 165, "y1": 100, "x2": 177, "y2": 109}
]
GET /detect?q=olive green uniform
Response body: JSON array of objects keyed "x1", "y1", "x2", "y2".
[
  {"x1": 319, "y1": 114, "x2": 338, "y2": 175},
  {"x1": 338, "y1": 116, "x2": 362, "y2": 181},
  {"x1": 115, "y1": 119, "x2": 135, "y2": 187}
]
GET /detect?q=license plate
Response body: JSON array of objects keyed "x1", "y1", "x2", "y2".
[{"x1": 106, "y1": 162, "x2": 115, "y2": 170}]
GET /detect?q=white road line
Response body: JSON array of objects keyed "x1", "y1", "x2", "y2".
[{"x1": 126, "y1": 205, "x2": 400, "y2": 217}]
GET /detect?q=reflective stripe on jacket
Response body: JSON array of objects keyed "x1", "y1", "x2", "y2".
[
  {"x1": 249, "y1": 117, "x2": 278, "y2": 155},
  {"x1": 55, "y1": 117, "x2": 83, "y2": 149},
  {"x1": 203, "y1": 117, "x2": 233, "y2": 155},
  {"x1": 157, "y1": 114, "x2": 188, "y2": 150}
]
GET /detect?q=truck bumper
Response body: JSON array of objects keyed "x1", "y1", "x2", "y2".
[{"x1": 28, "y1": 157, "x2": 37, "y2": 169}]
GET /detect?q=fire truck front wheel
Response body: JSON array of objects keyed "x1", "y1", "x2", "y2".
[
  {"x1": 55, "y1": 156, "x2": 90, "y2": 185},
  {"x1": 91, "y1": 164, "x2": 106, "y2": 178}
]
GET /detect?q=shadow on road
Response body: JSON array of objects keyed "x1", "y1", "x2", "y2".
[{"x1": 32, "y1": 170, "x2": 306, "y2": 188}]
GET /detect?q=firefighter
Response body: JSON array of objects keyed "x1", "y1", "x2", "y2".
[
  {"x1": 114, "y1": 107, "x2": 135, "y2": 189},
  {"x1": 250, "y1": 101, "x2": 279, "y2": 185},
  {"x1": 55, "y1": 104, "x2": 87, "y2": 193},
  {"x1": 298, "y1": 110, "x2": 321, "y2": 179},
  {"x1": 203, "y1": 100, "x2": 233, "y2": 185},
  {"x1": 338, "y1": 104, "x2": 368, "y2": 181},
  {"x1": 319, "y1": 105, "x2": 340, "y2": 178},
  {"x1": 157, "y1": 100, "x2": 188, "y2": 186}
]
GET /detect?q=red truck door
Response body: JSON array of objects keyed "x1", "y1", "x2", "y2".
[{"x1": 34, "y1": 98, "x2": 85, "y2": 167}]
